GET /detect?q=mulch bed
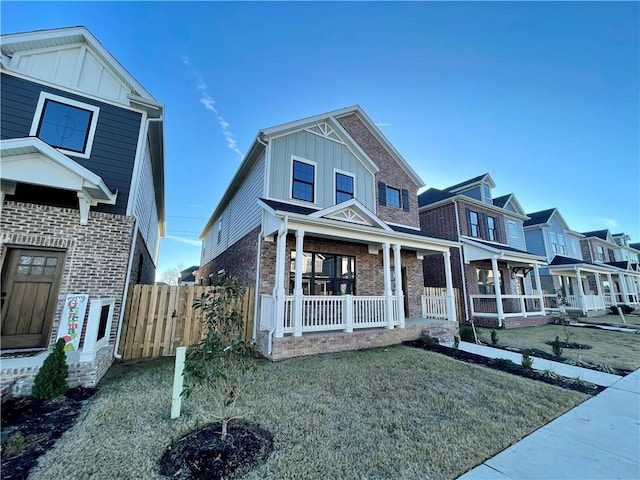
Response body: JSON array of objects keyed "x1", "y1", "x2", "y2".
[
  {"x1": 543, "y1": 341, "x2": 591, "y2": 350},
  {"x1": 1, "y1": 387, "x2": 97, "y2": 480},
  {"x1": 159, "y1": 422, "x2": 273, "y2": 480},
  {"x1": 404, "y1": 340, "x2": 605, "y2": 395}
]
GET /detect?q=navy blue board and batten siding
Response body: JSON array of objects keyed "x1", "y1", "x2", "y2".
[{"x1": 0, "y1": 73, "x2": 141, "y2": 215}]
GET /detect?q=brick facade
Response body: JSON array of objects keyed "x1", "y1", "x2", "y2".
[
  {"x1": 130, "y1": 230, "x2": 156, "y2": 285},
  {"x1": 336, "y1": 113, "x2": 420, "y2": 228},
  {"x1": 197, "y1": 225, "x2": 260, "y2": 288},
  {"x1": 0, "y1": 201, "x2": 135, "y2": 396}
]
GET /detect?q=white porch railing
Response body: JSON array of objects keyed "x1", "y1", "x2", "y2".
[
  {"x1": 543, "y1": 294, "x2": 606, "y2": 312},
  {"x1": 603, "y1": 294, "x2": 614, "y2": 308},
  {"x1": 421, "y1": 295, "x2": 448, "y2": 320},
  {"x1": 261, "y1": 294, "x2": 401, "y2": 335},
  {"x1": 470, "y1": 294, "x2": 544, "y2": 319}
]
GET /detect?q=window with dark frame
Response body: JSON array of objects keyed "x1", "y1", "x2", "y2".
[
  {"x1": 335, "y1": 172, "x2": 354, "y2": 203},
  {"x1": 289, "y1": 251, "x2": 355, "y2": 296},
  {"x1": 292, "y1": 160, "x2": 315, "y2": 202},
  {"x1": 37, "y1": 99, "x2": 93, "y2": 153},
  {"x1": 597, "y1": 245, "x2": 605, "y2": 261}
]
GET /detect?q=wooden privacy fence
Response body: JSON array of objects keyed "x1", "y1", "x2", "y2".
[
  {"x1": 424, "y1": 287, "x2": 464, "y2": 322},
  {"x1": 118, "y1": 285, "x2": 255, "y2": 360}
]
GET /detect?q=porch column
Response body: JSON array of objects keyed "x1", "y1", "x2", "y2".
[
  {"x1": 393, "y1": 244, "x2": 405, "y2": 328},
  {"x1": 383, "y1": 243, "x2": 394, "y2": 329},
  {"x1": 491, "y1": 256, "x2": 504, "y2": 327},
  {"x1": 443, "y1": 250, "x2": 456, "y2": 323},
  {"x1": 575, "y1": 267, "x2": 587, "y2": 315},
  {"x1": 594, "y1": 273, "x2": 604, "y2": 309},
  {"x1": 293, "y1": 230, "x2": 304, "y2": 337},
  {"x1": 533, "y1": 263, "x2": 545, "y2": 315},
  {"x1": 607, "y1": 273, "x2": 615, "y2": 304},
  {"x1": 619, "y1": 273, "x2": 629, "y2": 304},
  {"x1": 273, "y1": 229, "x2": 287, "y2": 338}
]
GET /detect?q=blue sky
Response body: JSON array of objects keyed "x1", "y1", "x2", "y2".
[{"x1": 3, "y1": 1, "x2": 638, "y2": 277}]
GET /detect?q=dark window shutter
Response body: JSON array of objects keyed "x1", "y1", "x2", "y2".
[
  {"x1": 465, "y1": 207, "x2": 471, "y2": 235},
  {"x1": 479, "y1": 212, "x2": 488, "y2": 240},
  {"x1": 378, "y1": 181, "x2": 387, "y2": 206},
  {"x1": 401, "y1": 189, "x2": 410, "y2": 212},
  {"x1": 495, "y1": 218, "x2": 503, "y2": 243}
]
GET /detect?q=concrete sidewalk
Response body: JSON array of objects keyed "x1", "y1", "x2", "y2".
[
  {"x1": 458, "y1": 369, "x2": 640, "y2": 480},
  {"x1": 458, "y1": 341, "x2": 622, "y2": 387}
]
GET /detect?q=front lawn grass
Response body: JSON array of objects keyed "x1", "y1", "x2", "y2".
[
  {"x1": 476, "y1": 325, "x2": 640, "y2": 372},
  {"x1": 578, "y1": 313, "x2": 640, "y2": 328},
  {"x1": 30, "y1": 346, "x2": 587, "y2": 480}
]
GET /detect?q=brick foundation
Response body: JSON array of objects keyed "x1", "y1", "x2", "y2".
[{"x1": 257, "y1": 321, "x2": 457, "y2": 360}]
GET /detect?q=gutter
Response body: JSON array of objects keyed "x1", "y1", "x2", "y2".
[{"x1": 114, "y1": 220, "x2": 139, "y2": 359}]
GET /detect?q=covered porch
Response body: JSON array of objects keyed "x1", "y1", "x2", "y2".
[
  {"x1": 257, "y1": 199, "x2": 459, "y2": 357},
  {"x1": 544, "y1": 256, "x2": 638, "y2": 316},
  {"x1": 461, "y1": 238, "x2": 548, "y2": 327}
]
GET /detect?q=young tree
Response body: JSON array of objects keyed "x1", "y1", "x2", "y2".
[
  {"x1": 182, "y1": 275, "x2": 255, "y2": 439},
  {"x1": 157, "y1": 263, "x2": 184, "y2": 285}
]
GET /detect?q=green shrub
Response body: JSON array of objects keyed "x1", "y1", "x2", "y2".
[
  {"x1": 32, "y1": 338, "x2": 69, "y2": 400},
  {"x1": 453, "y1": 336, "x2": 460, "y2": 349},
  {"x1": 521, "y1": 351, "x2": 534, "y2": 369},
  {"x1": 420, "y1": 334, "x2": 437, "y2": 346},
  {"x1": 551, "y1": 336, "x2": 563, "y2": 358},
  {"x1": 183, "y1": 276, "x2": 256, "y2": 440},
  {"x1": 459, "y1": 326, "x2": 474, "y2": 342},
  {"x1": 490, "y1": 329, "x2": 499, "y2": 346},
  {"x1": 2, "y1": 432, "x2": 25, "y2": 458}
]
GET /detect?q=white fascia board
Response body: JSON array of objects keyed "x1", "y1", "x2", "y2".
[
  {"x1": 1, "y1": 27, "x2": 155, "y2": 101},
  {"x1": 260, "y1": 105, "x2": 362, "y2": 137},
  {"x1": 420, "y1": 194, "x2": 529, "y2": 220},
  {"x1": 327, "y1": 117, "x2": 379, "y2": 175},
  {"x1": 340, "y1": 107, "x2": 425, "y2": 187},
  {"x1": 548, "y1": 263, "x2": 620, "y2": 275},
  {"x1": 505, "y1": 194, "x2": 527, "y2": 216},
  {"x1": 200, "y1": 134, "x2": 265, "y2": 237},
  {"x1": 449, "y1": 173, "x2": 495, "y2": 193},
  {"x1": 309, "y1": 198, "x2": 391, "y2": 231},
  {"x1": 460, "y1": 237, "x2": 546, "y2": 264},
  {"x1": 271, "y1": 210, "x2": 458, "y2": 253},
  {"x1": 0, "y1": 137, "x2": 116, "y2": 204}
]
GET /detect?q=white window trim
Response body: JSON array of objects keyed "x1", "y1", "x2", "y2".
[
  {"x1": 290, "y1": 155, "x2": 317, "y2": 205},
  {"x1": 29, "y1": 91, "x2": 100, "y2": 160},
  {"x1": 216, "y1": 219, "x2": 223, "y2": 244},
  {"x1": 333, "y1": 168, "x2": 355, "y2": 204},
  {"x1": 507, "y1": 220, "x2": 518, "y2": 238}
]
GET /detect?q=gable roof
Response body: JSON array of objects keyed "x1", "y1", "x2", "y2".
[
  {"x1": 523, "y1": 208, "x2": 555, "y2": 226},
  {"x1": 201, "y1": 105, "x2": 424, "y2": 236},
  {"x1": 417, "y1": 187, "x2": 456, "y2": 207},
  {"x1": 630, "y1": 243, "x2": 640, "y2": 251},
  {"x1": 581, "y1": 230, "x2": 610, "y2": 240},
  {"x1": 446, "y1": 173, "x2": 494, "y2": 193},
  {"x1": 491, "y1": 194, "x2": 509, "y2": 208}
]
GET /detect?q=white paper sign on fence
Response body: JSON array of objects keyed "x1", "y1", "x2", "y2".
[{"x1": 57, "y1": 294, "x2": 89, "y2": 351}]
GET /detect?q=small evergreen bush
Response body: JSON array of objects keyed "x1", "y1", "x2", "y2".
[
  {"x1": 459, "y1": 326, "x2": 474, "y2": 342},
  {"x1": 521, "y1": 351, "x2": 534, "y2": 369},
  {"x1": 490, "y1": 329, "x2": 499, "y2": 346},
  {"x1": 453, "y1": 336, "x2": 460, "y2": 349},
  {"x1": 608, "y1": 304, "x2": 635, "y2": 315},
  {"x1": 32, "y1": 338, "x2": 69, "y2": 400},
  {"x1": 551, "y1": 336, "x2": 563, "y2": 358}
]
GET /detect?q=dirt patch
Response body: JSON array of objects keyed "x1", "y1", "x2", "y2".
[
  {"x1": 1, "y1": 387, "x2": 96, "y2": 480},
  {"x1": 404, "y1": 340, "x2": 604, "y2": 395},
  {"x1": 159, "y1": 422, "x2": 273, "y2": 480}
]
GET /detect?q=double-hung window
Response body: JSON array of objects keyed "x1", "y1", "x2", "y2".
[
  {"x1": 597, "y1": 246, "x2": 605, "y2": 261},
  {"x1": 292, "y1": 158, "x2": 315, "y2": 202},
  {"x1": 469, "y1": 211, "x2": 480, "y2": 237},
  {"x1": 30, "y1": 92, "x2": 100, "y2": 159},
  {"x1": 487, "y1": 216, "x2": 496, "y2": 241},
  {"x1": 335, "y1": 172, "x2": 354, "y2": 203},
  {"x1": 386, "y1": 186, "x2": 401, "y2": 208}
]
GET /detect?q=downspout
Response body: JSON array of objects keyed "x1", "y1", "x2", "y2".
[
  {"x1": 114, "y1": 220, "x2": 139, "y2": 359},
  {"x1": 268, "y1": 215, "x2": 288, "y2": 356},
  {"x1": 453, "y1": 200, "x2": 470, "y2": 322},
  {"x1": 252, "y1": 228, "x2": 263, "y2": 340},
  {"x1": 114, "y1": 114, "x2": 163, "y2": 360}
]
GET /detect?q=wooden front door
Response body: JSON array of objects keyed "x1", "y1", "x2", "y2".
[{"x1": 1, "y1": 248, "x2": 65, "y2": 349}]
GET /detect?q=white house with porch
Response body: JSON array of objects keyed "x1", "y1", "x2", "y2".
[{"x1": 198, "y1": 106, "x2": 460, "y2": 359}]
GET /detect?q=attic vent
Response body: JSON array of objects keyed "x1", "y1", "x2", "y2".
[
  {"x1": 305, "y1": 122, "x2": 343, "y2": 143},
  {"x1": 326, "y1": 208, "x2": 372, "y2": 226}
]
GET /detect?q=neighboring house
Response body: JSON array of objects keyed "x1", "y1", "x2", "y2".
[
  {"x1": 523, "y1": 212, "x2": 634, "y2": 315},
  {"x1": 0, "y1": 27, "x2": 165, "y2": 396},
  {"x1": 198, "y1": 105, "x2": 459, "y2": 360},
  {"x1": 178, "y1": 265, "x2": 199, "y2": 286},
  {"x1": 418, "y1": 173, "x2": 548, "y2": 328},
  {"x1": 580, "y1": 230, "x2": 640, "y2": 306},
  {"x1": 613, "y1": 234, "x2": 640, "y2": 269}
]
